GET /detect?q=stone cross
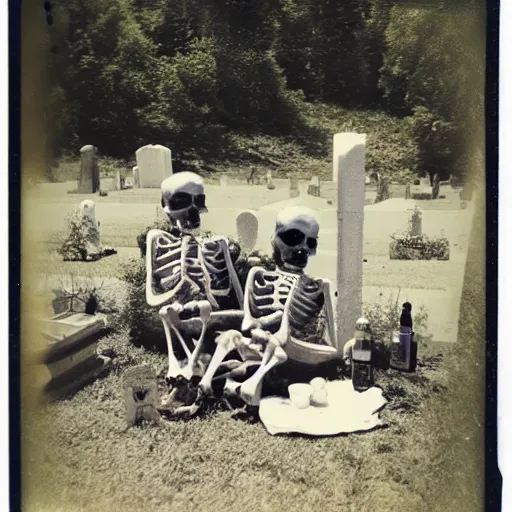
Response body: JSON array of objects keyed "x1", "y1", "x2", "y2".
[
  {"x1": 122, "y1": 365, "x2": 160, "y2": 426},
  {"x1": 236, "y1": 210, "x2": 259, "y2": 252},
  {"x1": 333, "y1": 133, "x2": 366, "y2": 350},
  {"x1": 135, "y1": 144, "x2": 173, "y2": 188},
  {"x1": 133, "y1": 166, "x2": 140, "y2": 188},
  {"x1": 78, "y1": 145, "x2": 100, "y2": 193}
]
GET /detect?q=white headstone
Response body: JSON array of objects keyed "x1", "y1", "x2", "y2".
[
  {"x1": 133, "y1": 166, "x2": 140, "y2": 188},
  {"x1": 334, "y1": 133, "x2": 366, "y2": 351},
  {"x1": 219, "y1": 174, "x2": 229, "y2": 187},
  {"x1": 236, "y1": 210, "x2": 259, "y2": 252},
  {"x1": 135, "y1": 145, "x2": 173, "y2": 188}
]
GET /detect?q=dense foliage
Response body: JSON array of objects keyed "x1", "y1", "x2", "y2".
[{"x1": 46, "y1": 0, "x2": 484, "y2": 181}]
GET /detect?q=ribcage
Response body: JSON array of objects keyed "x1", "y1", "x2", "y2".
[
  {"x1": 152, "y1": 234, "x2": 207, "y2": 300},
  {"x1": 287, "y1": 275, "x2": 324, "y2": 331},
  {"x1": 201, "y1": 238, "x2": 230, "y2": 295},
  {"x1": 248, "y1": 269, "x2": 298, "y2": 320}
]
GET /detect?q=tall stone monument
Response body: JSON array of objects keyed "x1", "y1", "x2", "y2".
[
  {"x1": 135, "y1": 144, "x2": 173, "y2": 188},
  {"x1": 78, "y1": 145, "x2": 100, "y2": 193},
  {"x1": 334, "y1": 133, "x2": 366, "y2": 350}
]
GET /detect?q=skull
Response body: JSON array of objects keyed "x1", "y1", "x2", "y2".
[
  {"x1": 271, "y1": 206, "x2": 319, "y2": 272},
  {"x1": 160, "y1": 172, "x2": 208, "y2": 230}
]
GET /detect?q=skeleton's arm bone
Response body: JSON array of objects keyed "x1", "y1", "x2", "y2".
[
  {"x1": 217, "y1": 237, "x2": 244, "y2": 308},
  {"x1": 320, "y1": 279, "x2": 337, "y2": 349}
]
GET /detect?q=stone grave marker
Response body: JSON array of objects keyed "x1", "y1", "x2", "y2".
[
  {"x1": 308, "y1": 175, "x2": 320, "y2": 197},
  {"x1": 122, "y1": 365, "x2": 160, "y2": 426},
  {"x1": 80, "y1": 199, "x2": 101, "y2": 257},
  {"x1": 115, "y1": 169, "x2": 122, "y2": 191},
  {"x1": 411, "y1": 213, "x2": 422, "y2": 237},
  {"x1": 219, "y1": 174, "x2": 229, "y2": 187},
  {"x1": 135, "y1": 144, "x2": 173, "y2": 188},
  {"x1": 78, "y1": 145, "x2": 100, "y2": 193},
  {"x1": 133, "y1": 166, "x2": 140, "y2": 188},
  {"x1": 333, "y1": 133, "x2": 366, "y2": 351},
  {"x1": 289, "y1": 176, "x2": 299, "y2": 198},
  {"x1": 266, "y1": 170, "x2": 275, "y2": 190},
  {"x1": 236, "y1": 211, "x2": 259, "y2": 252}
]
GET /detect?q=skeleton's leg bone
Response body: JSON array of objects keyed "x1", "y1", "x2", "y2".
[
  {"x1": 198, "y1": 330, "x2": 242, "y2": 395},
  {"x1": 224, "y1": 378, "x2": 242, "y2": 396},
  {"x1": 212, "y1": 359, "x2": 261, "y2": 382},
  {"x1": 159, "y1": 306, "x2": 185, "y2": 379},
  {"x1": 239, "y1": 346, "x2": 288, "y2": 406},
  {"x1": 160, "y1": 303, "x2": 192, "y2": 359},
  {"x1": 180, "y1": 301, "x2": 212, "y2": 379}
]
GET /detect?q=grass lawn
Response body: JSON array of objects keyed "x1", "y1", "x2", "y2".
[
  {"x1": 21, "y1": 187, "x2": 484, "y2": 511},
  {"x1": 23, "y1": 328, "x2": 453, "y2": 512}
]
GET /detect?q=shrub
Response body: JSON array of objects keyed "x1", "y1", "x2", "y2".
[
  {"x1": 363, "y1": 290, "x2": 431, "y2": 346},
  {"x1": 58, "y1": 210, "x2": 91, "y2": 262},
  {"x1": 389, "y1": 233, "x2": 449, "y2": 261},
  {"x1": 411, "y1": 192, "x2": 433, "y2": 200}
]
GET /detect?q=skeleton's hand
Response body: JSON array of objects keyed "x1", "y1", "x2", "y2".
[{"x1": 342, "y1": 337, "x2": 356, "y2": 362}]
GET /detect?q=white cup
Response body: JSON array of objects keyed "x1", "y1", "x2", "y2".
[{"x1": 288, "y1": 383, "x2": 312, "y2": 409}]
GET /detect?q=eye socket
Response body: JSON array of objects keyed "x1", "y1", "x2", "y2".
[
  {"x1": 307, "y1": 237, "x2": 318, "y2": 250},
  {"x1": 278, "y1": 229, "x2": 306, "y2": 247},
  {"x1": 194, "y1": 194, "x2": 206, "y2": 209},
  {"x1": 169, "y1": 192, "x2": 193, "y2": 210},
  {"x1": 168, "y1": 192, "x2": 206, "y2": 211}
]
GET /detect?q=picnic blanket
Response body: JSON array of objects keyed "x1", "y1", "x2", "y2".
[{"x1": 259, "y1": 380, "x2": 387, "y2": 436}]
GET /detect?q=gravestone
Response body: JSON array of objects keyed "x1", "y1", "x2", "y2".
[
  {"x1": 115, "y1": 169, "x2": 122, "y2": 191},
  {"x1": 133, "y1": 166, "x2": 140, "y2": 188},
  {"x1": 405, "y1": 183, "x2": 411, "y2": 199},
  {"x1": 80, "y1": 199, "x2": 101, "y2": 257},
  {"x1": 308, "y1": 175, "x2": 320, "y2": 197},
  {"x1": 289, "y1": 176, "x2": 299, "y2": 198},
  {"x1": 266, "y1": 170, "x2": 275, "y2": 190},
  {"x1": 333, "y1": 133, "x2": 366, "y2": 351},
  {"x1": 78, "y1": 145, "x2": 100, "y2": 193},
  {"x1": 135, "y1": 144, "x2": 173, "y2": 188},
  {"x1": 219, "y1": 174, "x2": 229, "y2": 187},
  {"x1": 123, "y1": 365, "x2": 160, "y2": 426},
  {"x1": 432, "y1": 173, "x2": 440, "y2": 199},
  {"x1": 411, "y1": 217, "x2": 422, "y2": 237},
  {"x1": 236, "y1": 211, "x2": 259, "y2": 252}
]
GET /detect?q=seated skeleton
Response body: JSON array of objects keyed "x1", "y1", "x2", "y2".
[
  {"x1": 145, "y1": 172, "x2": 245, "y2": 415},
  {"x1": 195, "y1": 206, "x2": 339, "y2": 407}
]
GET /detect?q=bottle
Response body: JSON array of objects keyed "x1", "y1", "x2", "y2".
[
  {"x1": 351, "y1": 317, "x2": 374, "y2": 391},
  {"x1": 390, "y1": 302, "x2": 417, "y2": 372}
]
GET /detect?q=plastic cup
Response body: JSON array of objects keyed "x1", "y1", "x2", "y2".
[{"x1": 288, "y1": 383, "x2": 312, "y2": 409}]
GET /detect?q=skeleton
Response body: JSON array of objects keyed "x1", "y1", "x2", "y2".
[
  {"x1": 146, "y1": 172, "x2": 244, "y2": 414},
  {"x1": 197, "y1": 206, "x2": 339, "y2": 406}
]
